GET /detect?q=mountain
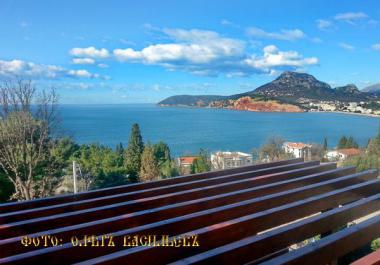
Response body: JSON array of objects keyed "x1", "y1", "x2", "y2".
[
  {"x1": 158, "y1": 95, "x2": 228, "y2": 106},
  {"x1": 158, "y1": 71, "x2": 373, "y2": 108},
  {"x1": 362, "y1": 83, "x2": 380, "y2": 94},
  {"x1": 253, "y1": 71, "x2": 333, "y2": 100}
]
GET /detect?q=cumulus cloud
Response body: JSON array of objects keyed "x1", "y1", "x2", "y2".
[
  {"x1": 112, "y1": 28, "x2": 318, "y2": 77},
  {"x1": 334, "y1": 12, "x2": 368, "y2": 24},
  {"x1": 72, "y1": 58, "x2": 95, "y2": 65},
  {"x1": 339, "y1": 43, "x2": 355, "y2": 51},
  {"x1": 0, "y1": 59, "x2": 98, "y2": 79},
  {"x1": 316, "y1": 19, "x2": 334, "y2": 30},
  {"x1": 70, "y1": 46, "x2": 110, "y2": 58},
  {"x1": 244, "y1": 45, "x2": 318, "y2": 71},
  {"x1": 114, "y1": 28, "x2": 245, "y2": 65},
  {"x1": 246, "y1": 27, "x2": 305, "y2": 41},
  {"x1": 372, "y1": 44, "x2": 380, "y2": 51}
]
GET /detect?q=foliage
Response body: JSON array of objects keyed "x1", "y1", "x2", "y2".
[
  {"x1": 323, "y1": 137, "x2": 328, "y2": 152},
  {"x1": 0, "y1": 171, "x2": 14, "y2": 203},
  {"x1": 256, "y1": 136, "x2": 293, "y2": 162},
  {"x1": 71, "y1": 143, "x2": 128, "y2": 189},
  {"x1": 343, "y1": 128, "x2": 380, "y2": 172},
  {"x1": 371, "y1": 238, "x2": 380, "y2": 251},
  {"x1": 140, "y1": 143, "x2": 160, "y2": 182},
  {"x1": 0, "y1": 79, "x2": 62, "y2": 200},
  {"x1": 338, "y1": 135, "x2": 359, "y2": 149},
  {"x1": 124, "y1": 123, "x2": 144, "y2": 182},
  {"x1": 191, "y1": 149, "x2": 211, "y2": 174}
]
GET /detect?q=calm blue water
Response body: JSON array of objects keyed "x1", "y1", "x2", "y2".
[{"x1": 59, "y1": 104, "x2": 380, "y2": 157}]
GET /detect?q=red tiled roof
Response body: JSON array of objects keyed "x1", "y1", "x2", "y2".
[
  {"x1": 284, "y1": 142, "x2": 312, "y2": 149},
  {"x1": 337, "y1": 148, "x2": 360, "y2": 156},
  {"x1": 179, "y1": 156, "x2": 197, "y2": 164}
]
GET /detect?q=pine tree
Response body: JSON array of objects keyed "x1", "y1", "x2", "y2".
[
  {"x1": 140, "y1": 143, "x2": 160, "y2": 182},
  {"x1": 323, "y1": 137, "x2": 328, "y2": 152},
  {"x1": 191, "y1": 149, "x2": 211, "y2": 174},
  {"x1": 124, "y1": 123, "x2": 144, "y2": 182},
  {"x1": 338, "y1": 136, "x2": 348, "y2": 149}
]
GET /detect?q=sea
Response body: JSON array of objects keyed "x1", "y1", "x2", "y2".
[{"x1": 59, "y1": 104, "x2": 380, "y2": 157}]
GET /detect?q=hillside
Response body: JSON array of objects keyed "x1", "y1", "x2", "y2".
[
  {"x1": 363, "y1": 83, "x2": 380, "y2": 94},
  {"x1": 158, "y1": 71, "x2": 376, "y2": 112}
]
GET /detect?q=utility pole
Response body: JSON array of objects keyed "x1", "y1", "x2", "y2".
[{"x1": 73, "y1": 160, "x2": 78, "y2": 194}]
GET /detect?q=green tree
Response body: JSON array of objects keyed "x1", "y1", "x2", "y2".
[
  {"x1": 153, "y1": 141, "x2": 171, "y2": 167},
  {"x1": 346, "y1": 136, "x2": 359, "y2": 148},
  {"x1": 191, "y1": 149, "x2": 211, "y2": 174},
  {"x1": 343, "y1": 128, "x2": 380, "y2": 173},
  {"x1": 323, "y1": 137, "x2": 328, "y2": 152},
  {"x1": 338, "y1": 136, "x2": 348, "y2": 149},
  {"x1": 72, "y1": 144, "x2": 128, "y2": 190},
  {"x1": 153, "y1": 141, "x2": 178, "y2": 178},
  {"x1": 140, "y1": 143, "x2": 160, "y2": 182},
  {"x1": 0, "y1": 79, "x2": 63, "y2": 200},
  {"x1": 124, "y1": 123, "x2": 144, "y2": 182},
  {"x1": 258, "y1": 136, "x2": 292, "y2": 162}
]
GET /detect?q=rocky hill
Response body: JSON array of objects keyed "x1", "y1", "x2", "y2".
[
  {"x1": 363, "y1": 83, "x2": 380, "y2": 94},
  {"x1": 158, "y1": 71, "x2": 377, "y2": 112}
]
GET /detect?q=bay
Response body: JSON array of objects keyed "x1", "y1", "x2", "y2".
[{"x1": 59, "y1": 104, "x2": 380, "y2": 157}]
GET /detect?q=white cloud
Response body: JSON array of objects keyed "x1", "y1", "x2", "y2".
[
  {"x1": 67, "y1": 69, "x2": 95, "y2": 78},
  {"x1": 0, "y1": 59, "x2": 98, "y2": 79},
  {"x1": 97, "y1": 63, "x2": 109, "y2": 68},
  {"x1": 316, "y1": 19, "x2": 334, "y2": 30},
  {"x1": 72, "y1": 58, "x2": 95, "y2": 65},
  {"x1": 339, "y1": 43, "x2": 355, "y2": 51},
  {"x1": 244, "y1": 45, "x2": 318, "y2": 71},
  {"x1": 114, "y1": 28, "x2": 245, "y2": 65},
  {"x1": 70, "y1": 46, "x2": 110, "y2": 58},
  {"x1": 246, "y1": 27, "x2": 305, "y2": 41},
  {"x1": 112, "y1": 28, "x2": 318, "y2": 76},
  {"x1": 334, "y1": 12, "x2": 368, "y2": 24},
  {"x1": 372, "y1": 44, "x2": 380, "y2": 51}
]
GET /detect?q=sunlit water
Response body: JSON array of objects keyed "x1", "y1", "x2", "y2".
[{"x1": 59, "y1": 104, "x2": 380, "y2": 157}]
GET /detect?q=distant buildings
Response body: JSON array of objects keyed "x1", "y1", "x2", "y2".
[
  {"x1": 177, "y1": 156, "x2": 197, "y2": 174},
  {"x1": 211, "y1": 151, "x2": 252, "y2": 170},
  {"x1": 283, "y1": 142, "x2": 312, "y2": 159},
  {"x1": 326, "y1": 148, "x2": 361, "y2": 161}
]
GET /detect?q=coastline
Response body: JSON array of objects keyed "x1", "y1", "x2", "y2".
[
  {"x1": 158, "y1": 104, "x2": 380, "y2": 117},
  {"x1": 309, "y1": 110, "x2": 380, "y2": 118}
]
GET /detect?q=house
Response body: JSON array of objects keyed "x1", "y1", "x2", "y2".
[
  {"x1": 177, "y1": 156, "x2": 197, "y2": 174},
  {"x1": 211, "y1": 151, "x2": 253, "y2": 170},
  {"x1": 283, "y1": 142, "x2": 312, "y2": 159},
  {"x1": 326, "y1": 148, "x2": 360, "y2": 161}
]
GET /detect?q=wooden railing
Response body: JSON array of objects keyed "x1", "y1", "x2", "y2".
[{"x1": 0, "y1": 158, "x2": 379, "y2": 265}]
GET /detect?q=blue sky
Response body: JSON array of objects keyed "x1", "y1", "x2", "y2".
[{"x1": 1, "y1": 0, "x2": 380, "y2": 103}]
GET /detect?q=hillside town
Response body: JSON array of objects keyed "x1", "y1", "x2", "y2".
[
  {"x1": 308, "y1": 100, "x2": 380, "y2": 115},
  {"x1": 176, "y1": 140, "x2": 364, "y2": 173}
]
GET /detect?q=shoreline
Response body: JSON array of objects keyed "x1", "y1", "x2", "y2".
[
  {"x1": 309, "y1": 110, "x2": 380, "y2": 118},
  {"x1": 158, "y1": 104, "x2": 380, "y2": 117}
]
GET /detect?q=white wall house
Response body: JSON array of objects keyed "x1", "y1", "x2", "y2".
[
  {"x1": 326, "y1": 148, "x2": 360, "y2": 161},
  {"x1": 283, "y1": 142, "x2": 312, "y2": 159},
  {"x1": 211, "y1": 151, "x2": 253, "y2": 170}
]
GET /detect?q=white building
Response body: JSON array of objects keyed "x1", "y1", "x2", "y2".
[
  {"x1": 283, "y1": 142, "x2": 312, "y2": 159},
  {"x1": 326, "y1": 148, "x2": 360, "y2": 161},
  {"x1": 211, "y1": 151, "x2": 253, "y2": 170}
]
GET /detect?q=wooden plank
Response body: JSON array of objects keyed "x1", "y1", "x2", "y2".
[
  {"x1": 164, "y1": 178, "x2": 380, "y2": 265},
  {"x1": 0, "y1": 163, "x2": 333, "y2": 237},
  {"x1": 0, "y1": 166, "x2": 354, "y2": 257},
  {"x1": 350, "y1": 249, "x2": 380, "y2": 265},
  {"x1": 2, "y1": 170, "x2": 377, "y2": 265},
  {"x1": 0, "y1": 158, "x2": 303, "y2": 213},
  {"x1": 67, "y1": 173, "x2": 380, "y2": 265},
  {"x1": 0, "y1": 160, "x2": 319, "y2": 223},
  {"x1": 261, "y1": 212, "x2": 380, "y2": 265}
]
